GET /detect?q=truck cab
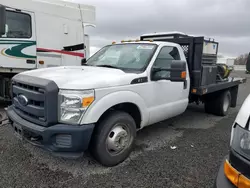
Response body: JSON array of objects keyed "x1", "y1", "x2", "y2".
[
  {"x1": 0, "y1": 0, "x2": 95, "y2": 100},
  {"x1": 7, "y1": 40, "x2": 190, "y2": 166}
]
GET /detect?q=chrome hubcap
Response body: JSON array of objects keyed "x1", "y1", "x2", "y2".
[{"x1": 106, "y1": 124, "x2": 130, "y2": 155}]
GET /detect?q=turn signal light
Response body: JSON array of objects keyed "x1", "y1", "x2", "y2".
[
  {"x1": 181, "y1": 71, "x2": 186, "y2": 79},
  {"x1": 82, "y1": 97, "x2": 95, "y2": 107},
  {"x1": 238, "y1": 174, "x2": 250, "y2": 188},
  {"x1": 224, "y1": 160, "x2": 250, "y2": 187},
  {"x1": 39, "y1": 61, "x2": 44, "y2": 65},
  {"x1": 224, "y1": 160, "x2": 239, "y2": 187}
]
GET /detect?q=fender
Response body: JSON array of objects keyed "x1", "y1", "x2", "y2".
[
  {"x1": 80, "y1": 90, "x2": 149, "y2": 128},
  {"x1": 234, "y1": 94, "x2": 250, "y2": 129}
]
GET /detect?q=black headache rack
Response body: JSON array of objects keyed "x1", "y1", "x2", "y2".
[{"x1": 140, "y1": 32, "x2": 246, "y2": 95}]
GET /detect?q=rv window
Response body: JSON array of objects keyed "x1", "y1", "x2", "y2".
[{"x1": 1, "y1": 11, "x2": 31, "y2": 38}]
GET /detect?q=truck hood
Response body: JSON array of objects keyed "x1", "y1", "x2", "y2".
[{"x1": 20, "y1": 66, "x2": 139, "y2": 89}]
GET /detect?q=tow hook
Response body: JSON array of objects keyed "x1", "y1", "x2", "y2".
[
  {"x1": 0, "y1": 117, "x2": 9, "y2": 127},
  {"x1": 0, "y1": 108, "x2": 10, "y2": 127},
  {"x1": 0, "y1": 118, "x2": 9, "y2": 127}
]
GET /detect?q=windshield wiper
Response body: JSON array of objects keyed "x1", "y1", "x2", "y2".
[{"x1": 96, "y1": 65, "x2": 120, "y2": 69}]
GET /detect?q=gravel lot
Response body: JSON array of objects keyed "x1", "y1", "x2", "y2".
[{"x1": 0, "y1": 71, "x2": 249, "y2": 188}]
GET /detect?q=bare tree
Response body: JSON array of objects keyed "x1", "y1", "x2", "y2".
[{"x1": 235, "y1": 53, "x2": 249, "y2": 65}]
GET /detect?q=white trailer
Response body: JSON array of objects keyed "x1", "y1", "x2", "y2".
[
  {"x1": 217, "y1": 57, "x2": 235, "y2": 67},
  {"x1": 0, "y1": 0, "x2": 95, "y2": 100},
  {"x1": 226, "y1": 58, "x2": 235, "y2": 66}
]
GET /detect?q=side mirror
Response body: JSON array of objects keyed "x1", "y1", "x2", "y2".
[
  {"x1": 81, "y1": 58, "x2": 87, "y2": 65},
  {"x1": 0, "y1": 5, "x2": 6, "y2": 35},
  {"x1": 152, "y1": 60, "x2": 187, "y2": 82},
  {"x1": 170, "y1": 60, "x2": 187, "y2": 82}
]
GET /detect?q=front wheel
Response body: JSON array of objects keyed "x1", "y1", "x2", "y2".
[{"x1": 90, "y1": 111, "x2": 136, "y2": 167}]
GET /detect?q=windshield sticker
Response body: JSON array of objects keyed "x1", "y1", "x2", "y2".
[{"x1": 137, "y1": 45, "x2": 154, "y2": 50}]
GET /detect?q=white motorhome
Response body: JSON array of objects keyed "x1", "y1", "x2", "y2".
[{"x1": 0, "y1": 0, "x2": 95, "y2": 100}]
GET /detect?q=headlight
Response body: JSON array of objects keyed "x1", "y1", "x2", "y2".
[
  {"x1": 58, "y1": 89, "x2": 95, "y2": 124},
  {"x1": 231, "y1": 124, "x2": 250, "y2": 160}
]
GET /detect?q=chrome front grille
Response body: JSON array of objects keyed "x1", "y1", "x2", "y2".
[
  {"x1": 12, "y1": 74, "x2": 58, "y2": 127},
  {"x1": 13, "y1": 83, "x2": 46, "y2": 123}
]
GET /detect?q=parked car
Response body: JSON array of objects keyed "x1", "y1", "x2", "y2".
[{"x1": 214, "y1": 93, "x2": 250, "y2": 188}]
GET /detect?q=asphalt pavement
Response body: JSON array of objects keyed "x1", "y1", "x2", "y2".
[{"x1": 0, "y1": 71, "x2": 249, "y2": 188}]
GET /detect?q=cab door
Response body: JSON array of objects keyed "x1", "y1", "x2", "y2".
[
  {"x1": 0, "y1": 8, "x2": 36, "y2": 69},
  {"x1": 148, "y1": 46, "x2": 190, "y2": 125}
]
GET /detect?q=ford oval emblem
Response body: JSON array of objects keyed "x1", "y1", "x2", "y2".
[{"x1": 17, "y1": 94, "x2": 29, "y2": 106}]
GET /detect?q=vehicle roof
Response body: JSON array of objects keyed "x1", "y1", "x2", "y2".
[
  {"x1": 2, "y1": 0, "x2": 95, "y2": 24},
  {"x1": 141, "y1": 31, "x2": 186, "y2": 37},
  {"x1": 119, "y1": 41, "x2": 180, "y2": 47}
]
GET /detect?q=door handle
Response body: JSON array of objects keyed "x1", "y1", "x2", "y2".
[
  {"x1": 157, "y1": 79, "x2": 171, "y2": 83},
  {"x1": 183, "y1": 80, "x2": 187, "y2": 89},
  {"x1": 26, "y1": 60, "x2": 35, "y2": 64}
]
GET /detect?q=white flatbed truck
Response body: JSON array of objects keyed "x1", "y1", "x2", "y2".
[
  {"x1": 5, "y1": 32, "x2": 246, "y2": 166},
  {"x1": 0, "y1": 0, "x2": 95, "y2": 101}
]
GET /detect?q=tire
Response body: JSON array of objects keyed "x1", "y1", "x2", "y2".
[
  {"x1": 217, "y1": 90, "x2": 231, "y2": 116},
  {"x1": 90, "y1": 111, "x2": 136, "y2": 167},
  {"x1": 204, "y1": 100, "x2": 214, "y2": 114},
  {"x1": 205, "y1": 90, "x2": 231, "y2": 116}
]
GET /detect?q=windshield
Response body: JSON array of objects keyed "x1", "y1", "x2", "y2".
[{"x1": 86, "y1": 44, "x2": 157, "y2": 71}]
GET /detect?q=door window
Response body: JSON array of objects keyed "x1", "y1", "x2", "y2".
[
  {"x1": 153, "y1": 46, "x2": 181, "y2": 78},
  {"x1": 1, "y1": 11, "x2": 32, "y2": 38}
]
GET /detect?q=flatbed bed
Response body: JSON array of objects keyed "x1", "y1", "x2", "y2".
[
  {"x1": 141, "y1": 32, "x2": 246, "y2": 115},
  {"x1": 192, "y1": 77, "x2": 247, "y2": 96}
]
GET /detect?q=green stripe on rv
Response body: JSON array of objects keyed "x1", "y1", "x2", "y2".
[{"x1": 0, "y1": 40, "x2": 36, "y2": 59}]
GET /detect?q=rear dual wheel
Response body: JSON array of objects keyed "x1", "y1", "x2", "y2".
[{"x1": 205, "y1": 90, "x2": 231, "y2": 116}]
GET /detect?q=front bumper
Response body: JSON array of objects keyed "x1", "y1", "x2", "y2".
[
  {"x1": 7, "y1": 105, "x2": 95, "y2": 158},
  {"x1": 214, "y1": 156, "x2": 236, "y2": 188},
  {"x1": 214, "y1": 153, "x2": 250, "y2": 188}
]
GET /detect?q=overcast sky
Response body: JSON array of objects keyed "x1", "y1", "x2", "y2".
[{"x1": 74, "y1": 0, "x2": 249, "y2": 57}]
